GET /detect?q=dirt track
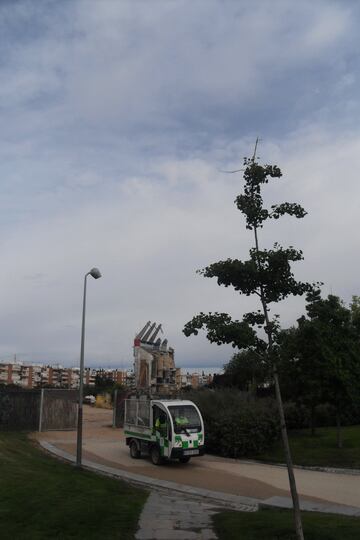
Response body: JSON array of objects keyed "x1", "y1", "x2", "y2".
[{"x1": 34, "y1": 406, "x2": 360, "y2": 508}]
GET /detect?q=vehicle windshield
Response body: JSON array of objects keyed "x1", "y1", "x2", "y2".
[{"x1": 168, "y1": 405, "x2": 201, "y2": 433}]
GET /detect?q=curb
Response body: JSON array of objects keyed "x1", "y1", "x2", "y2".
[
  {"x1": 259, "y1": 496, "x2": 360, "y2": 517},
  {"x1": 234, "y1": 458, "x2": 360, "y2": 476}
]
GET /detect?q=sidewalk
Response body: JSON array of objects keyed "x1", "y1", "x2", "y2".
[{"x1": 135, "y1": 490, "x2": 221, "y2": 540}]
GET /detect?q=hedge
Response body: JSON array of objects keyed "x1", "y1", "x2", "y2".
[{"x1": 183, "y1": 389, "x2": 279, "y2": 458}]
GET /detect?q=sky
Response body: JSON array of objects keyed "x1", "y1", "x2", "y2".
[{"x1": 1, "y1": 0, "x2": 360, "y2": 369}]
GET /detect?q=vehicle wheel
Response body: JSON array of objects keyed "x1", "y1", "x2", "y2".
[
  {"x1": 130, "y1": 440, "x2": 141, "y2": 459},
  {"x1": 150, "y1": 445, "x2": 163, "y2": 466},
  {"x1": 179, "y1": 456, "x2": 190, "y2": 464}
]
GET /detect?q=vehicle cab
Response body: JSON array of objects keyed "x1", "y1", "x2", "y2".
[{"x1": 124, "y1": 398, "x2": 205, "y2": 465}]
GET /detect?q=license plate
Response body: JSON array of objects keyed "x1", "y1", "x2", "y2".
[{"x1": 184, "y1": 449, "x2": 199, "y2": 456}]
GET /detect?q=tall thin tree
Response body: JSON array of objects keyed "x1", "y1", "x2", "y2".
[{"x1": 184, "y1": 143, "x2": 316, "y2": 540}]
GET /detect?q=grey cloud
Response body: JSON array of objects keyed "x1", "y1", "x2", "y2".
[
  {"x1": 23, "y1": 273, "x2": 47, "y2": 281},
  {"x1": 0, "y1": 1, "x2": 360, "y2": 368}
]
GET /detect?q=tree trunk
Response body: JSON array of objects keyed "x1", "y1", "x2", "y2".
[
  {"x1": 273, "y1": 367, "x2": 304, "y2": 540},
  {"x1": 254, "y1": 225, "x2": 304, "y2": 540},
  {"x1": 336, "y1": 408, "x2": 342, "y2": 449},
  {"x1": 310, "y1": 403, "x2": 316, "y2": 437}
]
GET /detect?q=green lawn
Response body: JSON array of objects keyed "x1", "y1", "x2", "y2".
[
  {"x1": 213, "y1": 508, "x2": 360, "y2": 540},
  {"x1": 254, "y1": 425, "x2": 360, "y2": 469},
  {"x1": 0, "y1": 432, "x2": 148, "y2": 539}
]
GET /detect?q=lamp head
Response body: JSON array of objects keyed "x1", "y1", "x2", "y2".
[{"x1": 89, "y1": 267, "x2": 102, "y2": 279}]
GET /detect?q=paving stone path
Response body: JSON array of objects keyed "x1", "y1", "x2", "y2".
[{"x1": 135, "y1": 489, "x2": 256, "y2": 540}]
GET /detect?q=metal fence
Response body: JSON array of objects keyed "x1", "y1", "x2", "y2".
[
  {"x1": 0, "y1": 388, "x2": 78, "y2": 432},
  {"x1": 113, "y1": 389, "x2": 133, "y2": 428}
]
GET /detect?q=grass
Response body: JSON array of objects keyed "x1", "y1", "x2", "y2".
[
  {"x1": 253, "y1": 425, "x2": 360, "y2": 469},
  {"x1": 0, "y1": 431, "x2": 148, "y2": 539},
  {"x1": 213, "y1": 508, "x2": 360, "y2": 540}
]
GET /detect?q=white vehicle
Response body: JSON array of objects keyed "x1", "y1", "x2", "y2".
[{"x1": 124, "y1": 399, "x2": 205, "y2": 465}]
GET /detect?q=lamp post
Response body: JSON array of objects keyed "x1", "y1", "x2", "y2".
[{"x1": 76, "y1": 267, "x2": 101, "y2": 467}]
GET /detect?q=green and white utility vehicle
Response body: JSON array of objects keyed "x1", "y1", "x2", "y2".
[{"x1": 124, "y1": 399, "x2": 205, "y2": 465}]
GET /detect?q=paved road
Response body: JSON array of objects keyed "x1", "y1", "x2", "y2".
[{"x1": 35, "y1": 406, "x2": 360, "y2": 510}]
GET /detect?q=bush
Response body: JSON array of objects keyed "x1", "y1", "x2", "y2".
[
  {"x1": 283, "y1": 401, "x2": 310, "y2": 429},
  {"x1": 281, "y1": 402, "x2": 360, "y2": 431},
  {"x1": 278, "y1": 401, "x2": 360, "y2": 429},
  {"x1": 314, "y1": 402, "x2": 360, "y2": 428},
  {"x1": 313, "y1": 403, "x2": 337, "y2": 427},
  {"x1": 184, "y1": 389, "x2": 280, "y2": 458},
  {"x1": 95, "y1": 393, "x2": 112, "y2": 409}
]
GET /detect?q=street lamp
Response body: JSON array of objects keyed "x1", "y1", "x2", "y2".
[{"x1": 76, "y1": 267, "x2": 102, "y2": 467}]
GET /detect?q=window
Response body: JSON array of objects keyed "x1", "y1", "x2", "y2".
[{"x1": 168, "y1": 405, "x2": 201, "y2": 433}]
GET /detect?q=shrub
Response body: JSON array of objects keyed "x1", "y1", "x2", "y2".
[
  {"x1": 95, "y1": 393, "x2": 112, "y2": 409},
  {"x1": 283, "y1": 401, "x2": 310, "y2": 429},
  {"x1": 314, "y1": 402, "x2": 360, "y2": 428},
  {"x1": 184, "y1": 389, "x2": 280, "y2": 458},
  {"x1": 284, "y1": 401, "x2": 360, "y2": 429},
  {"x1": 281, "y1": 402, "x2": 360, "y2": 431}
]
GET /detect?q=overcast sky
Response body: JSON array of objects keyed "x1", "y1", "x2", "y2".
[{"x1": 1, "y1": 0, "x2": 360, "y2": 369}]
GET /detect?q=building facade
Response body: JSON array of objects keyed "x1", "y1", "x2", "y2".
[
  {"x1": 133, "y1": 321, "x2": 181, "y2": 395},
  {"x1": 0, "y1": 361, "x2": 133, "y2": 390}
]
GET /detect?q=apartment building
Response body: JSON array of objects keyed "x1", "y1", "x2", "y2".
[
  {"x1": 0, "y1": 357, "x2": 212, "y2": 391},
  {"x1": 180, "y1": 371, "x2": 214, "y2": 389},
  {"x1": 0, "y1": 361, "x2": 131, "y2": 390}
]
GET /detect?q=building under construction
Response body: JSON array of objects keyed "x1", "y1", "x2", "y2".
[{"x1": 133, "y1": 321, "x2": 180, "y2": 396}]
